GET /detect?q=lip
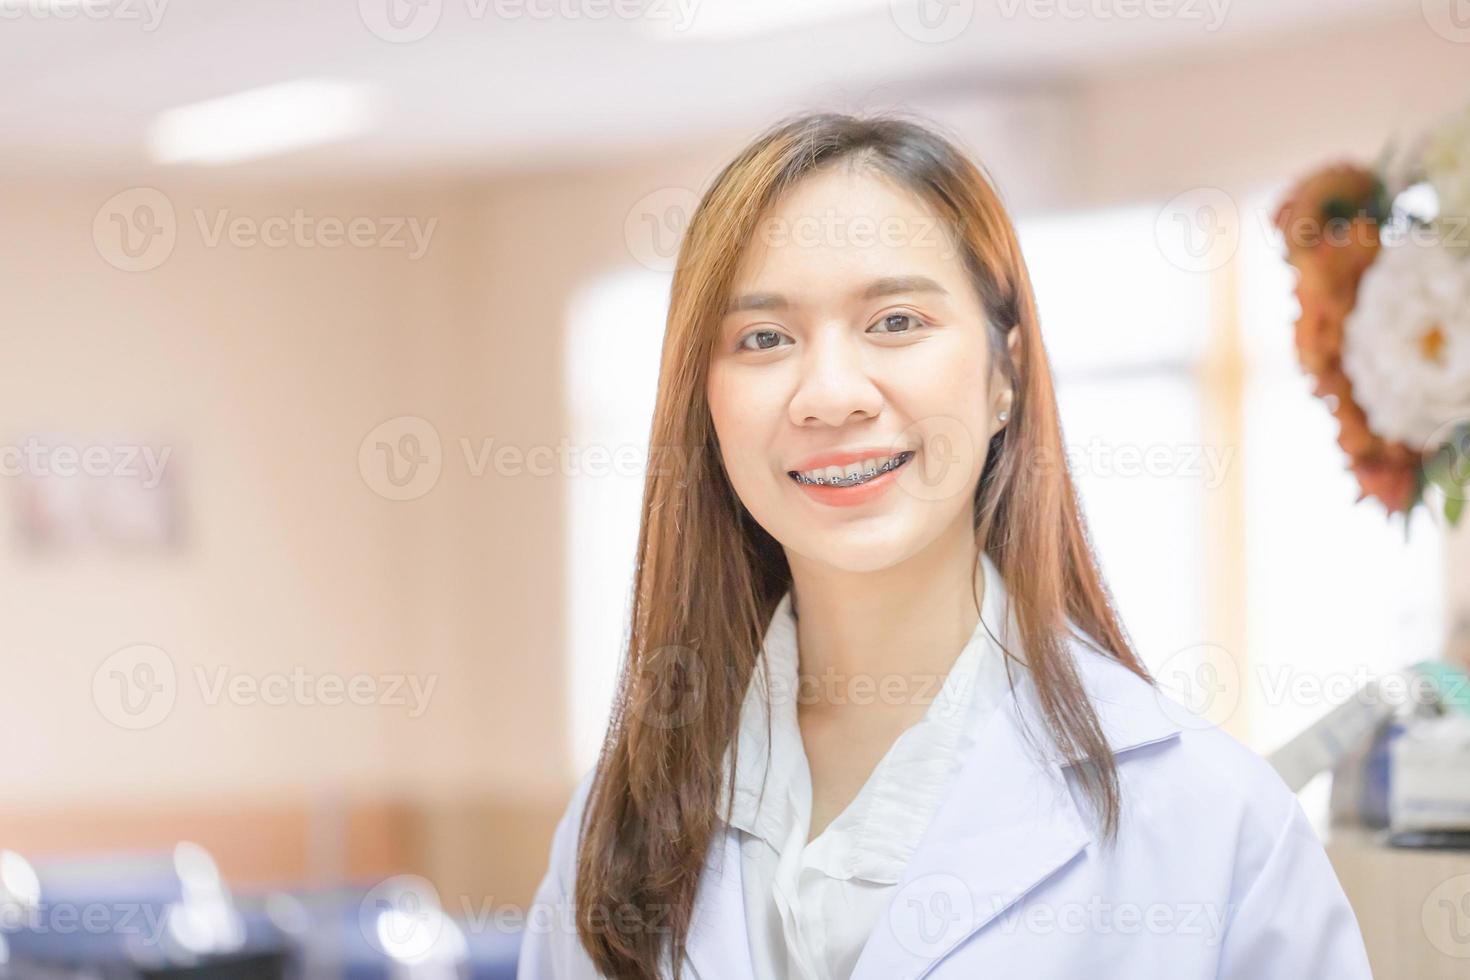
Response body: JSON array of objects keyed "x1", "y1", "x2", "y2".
[{"x1": 788, "y1": 445, "x2": 915, "y2": 472}]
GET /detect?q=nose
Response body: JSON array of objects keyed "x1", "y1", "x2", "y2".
[{"x1": 788, "y1": 326, "x2": 883, "y2": 427}]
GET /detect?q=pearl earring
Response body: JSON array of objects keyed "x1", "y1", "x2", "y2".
[{"x1": 997, "y1": 410, "x2": 1010, "y2": 422}]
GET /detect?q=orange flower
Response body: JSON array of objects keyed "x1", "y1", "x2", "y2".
[
  {"x1": 1350, "y1": 448, "x2": 1421, "y2": 515},
  {"x1": 1291, "y1": 273, "x2": 1349, "y2": 375},
  {"x1": 1274, "y1": 165, "x2": 1383, "y2": 267},
  {"x1": 1276, "y1": 163, "x2": 1419, "y2": 515}
]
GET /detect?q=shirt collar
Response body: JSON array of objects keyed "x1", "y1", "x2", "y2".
[{"x1": 724, "y1": 550, "x2": 1020, "y2": 848}]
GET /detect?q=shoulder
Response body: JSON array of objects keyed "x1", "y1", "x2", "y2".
[
  {"x1": 520, "y1": 771, "x2": 605, "y2": 978},
  {"x1": 545, "y1": 768, "x2": 599, "y2": 880},
  {"x1": 1064, "y1": 637, "x2": 1308, "y2": 848},
  {"x1": 1064, "y1": 640, "x2": 1371, "y2": 975}
]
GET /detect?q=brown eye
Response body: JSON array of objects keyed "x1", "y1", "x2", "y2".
[
  {"x1": 869, "y1": 313, "x2": 923, "y2": 334},
  {"x1": 738, "y1": 328, "x2": 789, "y2": 351}
]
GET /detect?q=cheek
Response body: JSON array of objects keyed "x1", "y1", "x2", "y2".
[
  {"x1": 886, "y1": 357, "x2": 993, "y2": 499},
  {"x1": 707, "y1": 369, "x2": 774, "y2": 482},
  {"x1": 706, "y1": 365, "x2": 745, "y2": 448},
  {"x1": 899, "y1": 342, "x2": 991, "y2": 422}
]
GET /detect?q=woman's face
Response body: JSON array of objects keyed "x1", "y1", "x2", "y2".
[{"x1": 707, "y1": 166, "x2": 1014, "y2": 573}]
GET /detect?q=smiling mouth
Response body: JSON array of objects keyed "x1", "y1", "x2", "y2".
[{"x1": 788, "y1": 450, "x2": 916, "y2": 488}]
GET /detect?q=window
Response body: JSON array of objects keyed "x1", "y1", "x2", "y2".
[
  {"x1": 564, "y1": 266, "x2": 671, "y2": 774},
  {"x1": 563, "y1": 191, "x2": 1444, "y2": 795},
  {"x1": 1018, "y1": 205, "x2": 1212, "y2": 671}
]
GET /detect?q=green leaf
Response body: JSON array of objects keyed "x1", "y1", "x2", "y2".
[
  {"x1": 1426, "y1": 445, "x2": 1458, "y2": 495},
  {"x1": 1322, "y1": 197, "x2": 1358, "y2": 223}
]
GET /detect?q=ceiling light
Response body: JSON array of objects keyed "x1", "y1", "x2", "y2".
[
  {"x1": 647, "y1": 0, "x2": 892, "y2": 41},
  {"x1": 147, "y1": 78, "x2": 377, "y2": 166}
]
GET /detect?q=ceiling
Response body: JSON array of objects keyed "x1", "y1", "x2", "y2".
[{"x1": 0, "y1": 0, "x2": 1418, "y2": 180}]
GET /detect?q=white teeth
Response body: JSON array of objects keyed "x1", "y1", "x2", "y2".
[{"x1": 796, "y1": 454, "x2": 899, "y2": 484}]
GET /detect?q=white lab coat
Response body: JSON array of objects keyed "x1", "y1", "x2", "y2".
[{"x1": 518, "y1": 638, "x2": 1373, "y2": 979}]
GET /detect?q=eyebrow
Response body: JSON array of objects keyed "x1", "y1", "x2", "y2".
[{"x1": 723, "y1": 275, "x2": 949, "y2": 315}]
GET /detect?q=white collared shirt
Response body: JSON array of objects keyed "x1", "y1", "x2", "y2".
[{"x1": 724, "y1": 552, "x2": 1018, "y2": 980}]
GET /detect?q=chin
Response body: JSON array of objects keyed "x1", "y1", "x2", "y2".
[{"x1": 781, "y1": 521, "x2": 932, "y2": 575}]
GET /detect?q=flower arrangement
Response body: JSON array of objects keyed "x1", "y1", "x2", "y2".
[{"x1": 1275, "y1": 103, "x2": 1470, "y2": 527}]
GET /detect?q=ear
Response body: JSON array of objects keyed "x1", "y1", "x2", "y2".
[
  {"x1": 988, "y1": 326, "x2": 1020, "y2": 436},
  {"x1": 989, "y1": 386, "x2": 1015, "y2": 439}
]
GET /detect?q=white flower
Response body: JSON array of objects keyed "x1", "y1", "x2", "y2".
[
  {"x1": 1425, "y1": 103, "x2": 1470, "y2": 223},
  {"x1": 1341, "y1": 237, "x2": 1470, "y2": 450},
  {"x1": 1381, "y1": 132, "x2": 1429, "y2": 202}
]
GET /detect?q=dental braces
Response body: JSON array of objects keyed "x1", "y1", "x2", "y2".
[{"x1": 791, "y1": 450, "x2": 914, "y2": 487}]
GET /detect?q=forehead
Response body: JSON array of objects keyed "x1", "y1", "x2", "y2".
[{"x1": 729, "y1": 166, "x2": 964, "y2": 294}]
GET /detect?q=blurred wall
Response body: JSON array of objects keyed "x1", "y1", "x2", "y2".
[
  {"x1": 3, "y1": 10, "x2": 1469, "y2": 908},
  {"x1": 0, "y1": 177, "x2": 580, "y2": 900}
]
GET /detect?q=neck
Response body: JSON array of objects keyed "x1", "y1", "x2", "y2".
[{"x1": 785, "y1": 513, "x2": 983, "y2": 702}]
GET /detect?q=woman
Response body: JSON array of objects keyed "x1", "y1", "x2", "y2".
[{"x1": 519, "y1": 113, "x2": 1371, "y2": 979}]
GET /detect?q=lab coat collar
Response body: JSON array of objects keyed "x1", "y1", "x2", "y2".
[
  {"x1": 845, "y1": 640, "x2": 1182, "y2": 980},
  {"x1": 691, "y1": 602, "x2": 1179, "y2": 980}
]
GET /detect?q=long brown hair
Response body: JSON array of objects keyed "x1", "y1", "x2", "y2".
[{"x1": 575, "y1": 111, "x2": 1149, "y2": 979}]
